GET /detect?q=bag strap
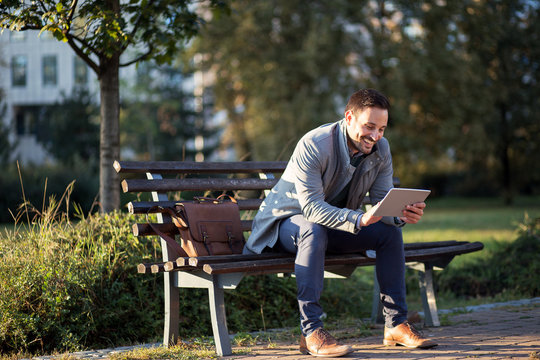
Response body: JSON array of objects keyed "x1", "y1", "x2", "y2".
[{"x1": 146, "y1": 206, "x2": 189, "y2": 258}]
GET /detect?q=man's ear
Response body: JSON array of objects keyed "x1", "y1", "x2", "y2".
[{"x1": 344, "y1": 110, "x2": 354, "y2": 124}]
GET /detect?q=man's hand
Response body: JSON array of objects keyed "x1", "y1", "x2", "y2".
[
  {"x1": 359, "y1": 204, "x2": 383, "y2": 227},
  {"x1": 399, "y1": 202, "x2": 426, "y2": 224}
]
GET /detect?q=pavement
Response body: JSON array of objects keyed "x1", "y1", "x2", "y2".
[{"x1": 32, "y1": 298, "x2": 540, "y2": 360}]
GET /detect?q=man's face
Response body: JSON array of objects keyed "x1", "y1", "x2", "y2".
[{"x1": 345, "y1": 107, "x2": 388, "y2": 154}]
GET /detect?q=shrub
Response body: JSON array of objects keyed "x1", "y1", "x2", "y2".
[
  {"x1": 0, "y1": 193, "x2": 162, "y2": 355},
  {"x1": 0, "y1": 191, "x2": 301, "y2": 356},
  {"x1": 434, "y1": 215, "x2": 540, "y2": 298}
]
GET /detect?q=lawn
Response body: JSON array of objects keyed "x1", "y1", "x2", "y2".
[
  {"x1": 404, "y1": 196, "x2": 540, "y2": 260},
  {"x1": 401, "y1": 195, "x2": 540, "y2": 310}
]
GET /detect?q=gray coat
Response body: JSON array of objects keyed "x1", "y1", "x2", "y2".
[{"x1": 244, "y1": 119, "x2": 398, "y2": 254}]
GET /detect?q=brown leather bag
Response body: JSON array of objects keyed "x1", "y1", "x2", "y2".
[{"x1": 171, "y1": 195, "x2": 245, "y2": 257}]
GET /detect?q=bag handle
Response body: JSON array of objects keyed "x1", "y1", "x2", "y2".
[{"x1": 193, "y1": 195, "x2": 238, "y2": 204}]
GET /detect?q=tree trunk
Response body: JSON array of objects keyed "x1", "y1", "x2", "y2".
[
  {"x1": 499, "y1": 103, "x2": 512, "y2": 205},
  {"x1": 98, "y1": 55, "x2": 121, "y2": 212}
]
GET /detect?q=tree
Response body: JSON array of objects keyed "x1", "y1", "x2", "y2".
[
  {"x1": 457, "y1": 0, "x2": 540, "y2": 203},
  {"x1": 349, "y1": 0, "x2": 540, "y2": 199},
  {"x1": 1, "y1": 0, "x2": 228, "y2": 212},
  {"x1": 120, "y1": 61, "x2": 219, "y2": 161},
  {"x1": 191, "y1": 0, "x2": 368, "y2": 161},
  {"x1": 41, "y1": 88, "x2": 100, "y2": 164}
]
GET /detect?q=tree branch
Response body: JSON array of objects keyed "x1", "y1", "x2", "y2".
[
  {"x1": 66, "y1": 35, "x2": 100, "y2": 75},
  {"x1": 119, "y1": 45, "x2": 154, "y2": 67},
  {"x1": 128, "y1": 0, "x2": 156, "y2": 41},
  {"x1": 67, "y1": 0, "x2": 79, "y2": 24}
]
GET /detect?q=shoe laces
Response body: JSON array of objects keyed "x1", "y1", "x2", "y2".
[
  {"x1": 404, "y1": 322, "x2": 425, "y2": 339},
  {"x1": 313, "y1": 328, "x2": 336, "y2": 345}
]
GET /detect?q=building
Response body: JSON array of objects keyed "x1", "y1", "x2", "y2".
[
  {"x1": 0, "y1": 29, "x2": 98, "y2": 164},
  {"x1": 0, "y1": 28, "x2": 232, "y2": 165}
]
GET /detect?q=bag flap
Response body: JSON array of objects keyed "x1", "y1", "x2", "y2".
[{"x1": 175, "y1": 199, "x2": 243, "y2": 243}]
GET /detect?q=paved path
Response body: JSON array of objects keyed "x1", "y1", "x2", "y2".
[
  {"x1": 232, "y1": 300, "x2": 540, "y2": 360},
  {"x1": 32, "y1": 298, "x2": 540, "y2": 359}
]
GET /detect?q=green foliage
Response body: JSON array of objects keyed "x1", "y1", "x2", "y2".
[
  {"x1": 435, "y1": 215, "x2": 540, "y2": 298},
  {"x1": 0, "y1": 199, "x2": 163, "y2": 354},
  {"x1": 120, "y1": 61, "x2": 219, "y2": 161},
  {"x1": 192, "y1": 0, "x2": 540, "y2": 199},
  {"x1": 0, "y1": 0, "x2": 230, "y2": 212},
  {"x1": 0, "y1": 0, "x2": 229, "y2": 71},
  {"x1": 191, "y1": 0, "x2": 364, "y2": 160},
  {"x1": 40, "y1": 88, "x2": 100, "y2": 165}
]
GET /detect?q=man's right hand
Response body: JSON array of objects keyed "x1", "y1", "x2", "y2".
[{"x1": 358, "y1": 203, "x2": 383, "y2": 228}]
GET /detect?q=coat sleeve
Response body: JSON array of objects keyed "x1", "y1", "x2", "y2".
[{"x1": 291, "y1": 136, "x2": 361, "y2": 233}]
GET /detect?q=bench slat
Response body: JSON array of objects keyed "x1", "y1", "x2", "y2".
[
  {"x1": 133, "y1": 220, "x2": 253, "y2": 237},
  {"x1": 114, "y1": 160, "x2": 288, "y2": 174},
  {"x1": 128, "y1": 199, "x2": 263, "y2": 214},
  {"x1": 122, "y1": 178, "x2": 278, "y2": 193},
  {"x1": 203, "y1": 242, "x2": 484, "y2": 275},
  {"x1": 189, "y1": 252, "x2": 294, "y2": 266},
  {"x1": 203, "y1": 253, "x2": 375, "y2": 274}
]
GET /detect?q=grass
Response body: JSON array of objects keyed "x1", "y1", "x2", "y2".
[{"x1": 402, "y1": 196, "x2": 540, "y2": 310}]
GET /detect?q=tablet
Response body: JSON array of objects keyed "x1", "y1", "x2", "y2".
[{"x1": 371, "y1": 188, "x2": 431, "y2": 217}]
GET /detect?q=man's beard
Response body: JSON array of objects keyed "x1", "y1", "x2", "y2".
[{"x1": 351, "y1": 136, "x2": 375, "y2": 154}]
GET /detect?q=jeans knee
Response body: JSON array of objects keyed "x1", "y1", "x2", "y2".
[
  {"x1": 298, "y1": 223, "x2": 328, "y2": 254},
  {"x1": 378, "y1": 224, "x2": 403, "y2": 250}
]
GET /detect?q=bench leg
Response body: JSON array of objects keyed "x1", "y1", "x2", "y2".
[
  {"x1": 163, "y1": 272, "x2": 180, "y2": 346},
  {"x1": 418, "y1": 263, "x2": 440, "y2": 327},
  {"x1": 208, "y1": 277, "x2": 232, "y2": 356}
]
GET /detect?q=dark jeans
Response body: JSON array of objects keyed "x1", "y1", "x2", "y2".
[{"x1": 278, "y1": 214, "x2": 407, "y2": 336}]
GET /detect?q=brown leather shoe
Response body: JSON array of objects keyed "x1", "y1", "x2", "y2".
[
  {"x1": 383, "y1": 321, "x2": 438, "y2": 348},
  {"x1": 299, "y1": 328, "x2": 353, "y2": 357}
]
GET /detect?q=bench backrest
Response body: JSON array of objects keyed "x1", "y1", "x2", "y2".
[
  {"x1": 114, "y1": 161, "x2": 288, "y2": 261},
  {"x1": 114, "y1": 160, "x2": 400, "y2": 262}
]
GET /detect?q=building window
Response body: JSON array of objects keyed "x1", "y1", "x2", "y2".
[
  {"x1": 74, "y1": 56, "x2": 88, "y2": 85},
  {"x1": 42, "y1": 55, "x2": 57, "y2": 86},
  {"x1": 11, "y1": 55, "x2": 27, "y2": 87}
]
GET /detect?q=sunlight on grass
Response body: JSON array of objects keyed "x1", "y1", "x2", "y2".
[{"x1": 108, "y1": 342, "x2": 251, "y2": 360}]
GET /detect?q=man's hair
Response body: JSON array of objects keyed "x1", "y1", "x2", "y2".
[{"x1": 344, "y1": 89, "x2": 390, "y2": 115}]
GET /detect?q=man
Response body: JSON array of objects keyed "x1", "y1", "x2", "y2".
[{"x1": 243, "y1": 89, "x2": 437, "y2": 357}]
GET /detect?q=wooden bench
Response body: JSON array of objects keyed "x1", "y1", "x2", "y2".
[{"x1": 113, "y1": 160, "x2": 484, "y2": 356}]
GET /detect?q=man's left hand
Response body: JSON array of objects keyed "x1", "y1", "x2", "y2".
[{"x1": 399, "y1": 202, "x2": 426, "y2": 224}]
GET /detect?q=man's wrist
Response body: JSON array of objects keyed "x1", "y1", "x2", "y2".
[{"x1": 356, "y1": 215, "x2": 363, "y2": 230}]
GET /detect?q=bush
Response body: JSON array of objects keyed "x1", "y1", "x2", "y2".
[
  {"x1": 0, "y1": 192, "x2": 301, "y2": 356},
  {"x1": 0, "y1": 196, "x2": 162, "y2": 355},
  {"x1": 434, "y1": 215, "x2": 540, "y2": 298}
]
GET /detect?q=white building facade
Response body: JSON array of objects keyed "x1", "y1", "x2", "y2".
[{"x1": 0, "y1": 29, "x2": 98, "y2": 164}]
